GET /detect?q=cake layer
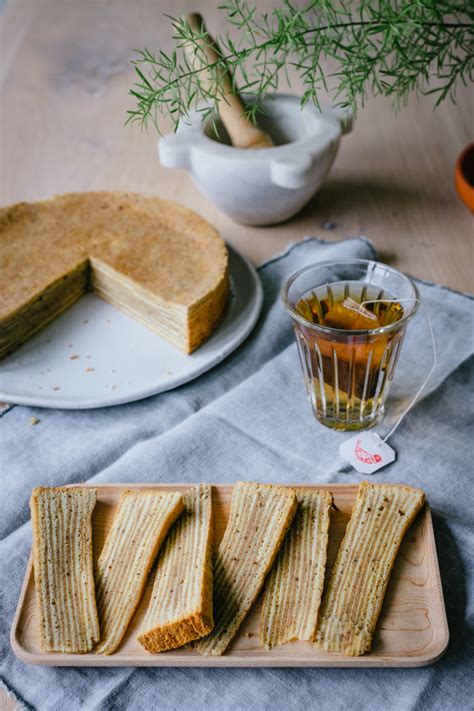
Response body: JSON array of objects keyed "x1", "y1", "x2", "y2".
[
  {"x1": 95, "y1": 490, "x2": 184, "y2": 655},
  {"x1": 314, "y1": 482, "x2": 425, "y2": 656},
  {"x1": 196, "y1": 482, "x2": 297, "y2": 656},
  {"x1": 138, "y1": 484, "x2": 214, "y2": 652},
  {"x1": 0, "y1": 260, "x2": 89, "y2": 359},
  {"x1": 30, "y1": 487, "x2": 99, "y2": 653},
  {"x1": 260, "y1": 489, "x2": 333, "y2": 648},
  {"x1": 90, "y1": 257, "x2": 190, "y2": 351}
]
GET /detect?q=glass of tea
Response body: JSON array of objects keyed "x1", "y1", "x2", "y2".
[{"x1": 282, "y1": 259, "x2": 419, "y2": 431}]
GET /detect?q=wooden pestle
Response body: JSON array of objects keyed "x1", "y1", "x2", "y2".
[{"x1": 185, "y1": 13, "x2": 274, "y2": 149}]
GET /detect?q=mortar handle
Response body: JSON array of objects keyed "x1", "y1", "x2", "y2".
[
  {"x1": 325, "y1": 105, "x2": 353, "y2": 135},
  {"x1": 270, "y1": 154, "x2": 314, "y2": 190},
  {"x1": 185, "y1": 13, "x2": 274, "y2": 149}
]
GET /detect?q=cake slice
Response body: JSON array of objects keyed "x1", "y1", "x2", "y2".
[
  {"x1": 260, "y1": 489, "x2": 333, "y2": 648},
  {"x1": 30, "y1": 486, "x2": 99, "y2": 653},
  {"x1": 196, "y1": 482, "x2": 297, "y2": 656},
  {"x1": 94, "y1": 490, "x2": 184, "y2": 655},
  {"x1": 314, "y1": 481, "x2": 425, "y2": 656},
  {"x1": 137, "y1": 484, "x2": 214, "y2": 652}
]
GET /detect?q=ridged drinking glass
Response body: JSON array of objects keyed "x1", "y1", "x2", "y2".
[{"x1": 282, "y1": 259, "x2": 419, "y2": 431}]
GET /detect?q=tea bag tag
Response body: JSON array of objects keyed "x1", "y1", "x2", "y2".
[{"x1": 339, "y1": 432, "x2": 396, "y2": 474}]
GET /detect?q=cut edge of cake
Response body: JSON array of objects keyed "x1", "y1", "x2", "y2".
[
  {"x1": 30, "y1": 486, "x2": 100, "y2": 654},
  {"x1": 94, "y1": 490, "x2": 185, "y2": 655},
  {"x1": 260, "y1": 488, "x2": 333, "y2": 649},
  {"x1": 137, "y1": 484, "x2": 214, "y2": 653},
  {"x1": 195, "y1": 481, "x2": 298, "y2": 656},
  {"x1": 314, "y1": 481, "x2": 425, "y2": 656}
]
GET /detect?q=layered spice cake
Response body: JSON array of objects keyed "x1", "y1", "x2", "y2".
[
  {"x1": 138, "y1": 484, "x2": 214, "y2": 652},
  {"x1": 0, "y1": 192, "x2": 229, "y2": 358}
]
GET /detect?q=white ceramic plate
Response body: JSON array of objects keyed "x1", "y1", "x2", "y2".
[{"x1": 0, "y1": 246, "x2": 262, "y2": 409}]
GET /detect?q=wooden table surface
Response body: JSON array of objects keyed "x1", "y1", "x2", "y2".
[{"x1": 1, "y1": 0, "x2": 473, "y2": 291}]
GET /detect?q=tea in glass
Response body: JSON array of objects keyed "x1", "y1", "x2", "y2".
[{"x1": 283, "y1": 260, "x2": 419, "y2": 431}]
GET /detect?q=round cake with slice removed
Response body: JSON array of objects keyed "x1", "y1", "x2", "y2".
[{"x1": 0, "y1": 192, "x2": 229, "y2": 358}]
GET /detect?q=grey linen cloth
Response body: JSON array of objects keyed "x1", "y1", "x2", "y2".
[{"x1": 1, "y1": 237, "x2": 473, "y2": 711}]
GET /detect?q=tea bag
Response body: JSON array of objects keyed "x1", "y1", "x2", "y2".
[{"x1": 325, "y1": 297, "x2": 380, "y2": 330}]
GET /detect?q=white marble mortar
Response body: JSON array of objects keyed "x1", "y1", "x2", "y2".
[{"x1": 159, "y1": 94, "x2": 352, "y2": 226}]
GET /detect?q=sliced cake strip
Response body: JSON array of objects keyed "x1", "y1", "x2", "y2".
[
  {"x1": 30, "y1": 486, "x2": 99, "y2": 653},
  {"x1": 137, "y1": 484, "x2": 214, "y2": 652},
  {"x1": 314, "y1": 481, "x2": 425, "y2": 656},
  {"x1": 196, "y1": 482, "x2": 297, "y2": 656},
  {"x1": 260, "y1": 489, "x2": 333, "y2": 649},
  {"x1": 94, "y1": 490, "x2": 184, "y2": 655}
]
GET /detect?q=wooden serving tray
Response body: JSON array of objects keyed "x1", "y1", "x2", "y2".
[{"x1": 11, "y1": 483, "x2": 449, "y2": 667}]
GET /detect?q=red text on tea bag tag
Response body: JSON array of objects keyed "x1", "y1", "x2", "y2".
[{"x1": 339, "y1": 432, "x2": 396, "y2": 474}]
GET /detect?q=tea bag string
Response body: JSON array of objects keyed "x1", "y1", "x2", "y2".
[{"x1": 359, "y1": 298, "x2": 437, "y2": 445}]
